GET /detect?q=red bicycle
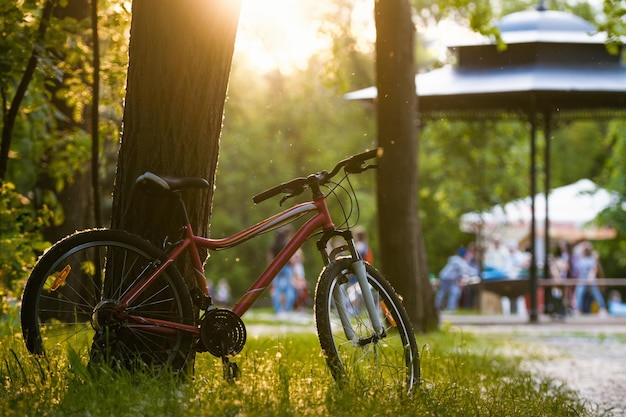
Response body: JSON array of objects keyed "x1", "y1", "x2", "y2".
[{"x1": 21, "y1": 148, "x2": 419, "y2": 393}]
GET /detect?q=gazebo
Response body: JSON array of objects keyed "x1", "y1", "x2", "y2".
[{"x1": 346, "y1": 3, "x2": 626, "y2": 322}]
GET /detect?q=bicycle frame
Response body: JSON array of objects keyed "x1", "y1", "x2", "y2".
[
  {"x1": 119, "y1": 194, "x2": 335, "y2": 330},
  {"x1": 119, "y1": 177, "x2": 384, "y2": 342}
]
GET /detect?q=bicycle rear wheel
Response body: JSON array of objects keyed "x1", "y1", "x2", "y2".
[
  {"x1": 315, "y1": 258, "x2": 420, "y2": 394},
  {"x1": 21, "y1": 229, "x2": 196, "y2": 372}
]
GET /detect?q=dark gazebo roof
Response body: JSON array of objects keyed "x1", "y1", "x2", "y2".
[{"x1": 345, "y1": 7, "x2": 626, "y2": 119}]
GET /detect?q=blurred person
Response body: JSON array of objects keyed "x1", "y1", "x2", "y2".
[
  {"x1": 291, "y1": 248, "x2": 310, "y2": 311},
  {"x1": 506, "y1": 240, "x2": 529, "y2": 278},
  {"x1": 556, "y1": 241, "x2": 575, "y2": 314},
  {"x1": 461, "y1": 242, "x2": 480, "y2": 309},
  {"x1": 215, "y1": 278, "x2": 231, "y2": 307},
  {"x1": 269, "y1": 226, "x2": 297, "y2": 314},
  {"x1": 354, "y1": 226, "x2": 374, "y2": 264},
  {"x1": 574, "y1": 245, "x2": 607, "y2": 316},
  {"x1": 484, "y1": 238, "x2": 526, "y2": 315},
  {"x1": 504, "y1": 240, "x2": 530, "y2": 315},
  {"x1": 608, "y1": 290, "x2": 626, "y2": 316},
  {"x1": 546, "y1": 242, "x2": 575, "y2": 317},
  {"x1": 484, "y1": 236, "x2": 512, "y2": 276},
  {"x1": 436, "y1": 247, "x2": 477, "y2": 312}
]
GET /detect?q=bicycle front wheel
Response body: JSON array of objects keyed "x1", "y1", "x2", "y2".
[
  {"x1": 315, "y1": 258, "x2": 420, "y2": 394},
  {"x1": 21, "y1": 229, "x2": 196, "y2": 372}
]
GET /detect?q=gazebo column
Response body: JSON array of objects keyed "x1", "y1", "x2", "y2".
[
  {"x1": 543, "y1": 111, "x2": 552, "y2": 286},
  {"x1": 529, "y1": 102, "x2": 539, "y2": 323}
]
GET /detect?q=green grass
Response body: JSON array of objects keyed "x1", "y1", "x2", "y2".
[{"x1": 0, "y1": 309, "x2": 610, "y2": 417}]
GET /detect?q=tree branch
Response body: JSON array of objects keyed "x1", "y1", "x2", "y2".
[{"x1": 0, "y1": 0, "x2": 56, "y2": 179}]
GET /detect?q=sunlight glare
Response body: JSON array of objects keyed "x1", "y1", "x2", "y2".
[
  {"x1": 426, "y1": 19, "x2": 485, "y2": 61},
  {"x1": 235, "y1": 0, "x2": 478, "y2": 73},
  {"x1": 235, "y1": 0, "x2": 331, "y2": 73}
]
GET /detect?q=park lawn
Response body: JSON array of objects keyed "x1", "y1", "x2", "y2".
[{"x1": 0, "y1": 312, "x2": 606, "y2": 417}]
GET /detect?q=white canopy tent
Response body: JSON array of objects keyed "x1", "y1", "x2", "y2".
[{"x1": 461, "y1": 179, "x2": 618, "y2": 245}]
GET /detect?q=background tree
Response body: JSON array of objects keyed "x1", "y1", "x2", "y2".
[
  {"x1": 0, "y1": 0, "x2": 54, "y2": 180},
  {"x1": 374, "y1": 0, "x2": 438, "y2": 331},
  {"x1": 36, "y1": 0, "x2": 97, "y2": 242},
  {"x1": 110, "y1": 0, "x2": 242, "y2": 292}
]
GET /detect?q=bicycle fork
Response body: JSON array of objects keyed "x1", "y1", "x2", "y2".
[
  {"x1": 335, "y1": 259, "x2": 385, "y2": 344},
  {"x1": 320, "y1": 231, "x2": 385, "y2": 345}
]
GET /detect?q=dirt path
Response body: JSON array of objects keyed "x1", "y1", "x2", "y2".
[
  {"x1": 445, "y1": 314, "x2": 626, "y2": 416},
  {"x1": 522, "y1": 335, "x2": 626, "y2": 416}
]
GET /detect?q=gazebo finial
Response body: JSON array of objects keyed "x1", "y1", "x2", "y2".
[{"x1": 536, "y1": 0, "x2": 547, "y2": 11}]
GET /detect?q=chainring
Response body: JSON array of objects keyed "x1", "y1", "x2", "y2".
[{"x1": 200, "y1": 308, "x2": 247, "y2": 358}]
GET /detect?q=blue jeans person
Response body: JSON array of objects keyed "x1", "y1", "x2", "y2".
[
  {"x1": 575, "y1": 283, "x2": 606, "y2": 312},
  {"x1": 272, "y1": 265, "x2": 296, "y2": 313},
  {"x1": 436, "y1": 278, "x2": 461, "y2": 311}
]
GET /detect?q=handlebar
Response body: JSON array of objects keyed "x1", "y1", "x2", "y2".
[{"x1": 252, "y1": 148, "x2": 382, "y2": 205}]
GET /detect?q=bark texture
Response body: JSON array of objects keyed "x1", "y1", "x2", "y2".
[
  {"x1": 374, "y1": 0, "x2": 438, "y2": 331},
  {"x1": 111, "y1": 0, "x2": 241, "y2": 289}
]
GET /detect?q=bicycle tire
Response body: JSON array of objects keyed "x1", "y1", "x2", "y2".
[
  {"x1": 314, "y1": 258, "x2": 420, "y2": 394},
  {"x1": 21, "y1": 229, "x2": 196, "y2": 372}
]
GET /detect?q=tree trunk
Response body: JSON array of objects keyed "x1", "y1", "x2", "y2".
[
  {"x1": 374, "y1": 0, "x2": 438, "y2": 332},
  {"x1": 111, "y1": 0, "x2": 241, "y2": 289}
]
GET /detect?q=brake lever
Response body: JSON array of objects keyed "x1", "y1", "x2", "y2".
[
  {"x1": 345, "y1": 162, "x2": 379, "y2": 174},
  {"x1": 279, "y1": 194, "x2": 293, "y2": 206}
]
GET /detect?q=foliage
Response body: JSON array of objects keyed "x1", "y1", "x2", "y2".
[
  {"x1": 0, "y1": 182, "x2": 50, "y2": 298},
  {"x1": 1, "y1": 0, "x2": 56, "y2": 188},
  {"x1": 317, "y1": 0, "x2": 376, "y2": 91},
  {"x1": 208, "y1": 55, "x2": 377, "y2": 296},
  {"x1": 1, "y1": 0, "x2": 127, "y2": 212},
  {"x1": 600, "y1": 0, "x2": 626, "y2": 54},
  {"x1": 419, "y1": 119, "x2": 529, "y2": 271},
  {"x1": 1, "y1": 0, "x2": 128, "y2": 285},
  {"x1": 593, "y1": 120, "x2": 626, "y2": 276},
  {"x1": 0, "y1": 320, "x2": 608, "y2": 416}
]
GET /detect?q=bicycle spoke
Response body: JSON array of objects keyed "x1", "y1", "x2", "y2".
[
  {"x1": 316, "y1": 258, "x2": 419, "y2": 394},
  {"x1": 21, "y1": 230, "x2": 195, "y2": 373}
]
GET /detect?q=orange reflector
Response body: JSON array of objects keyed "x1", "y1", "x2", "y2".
[
  {"x1": 50, "y1": 265, "x2": 71, "y2": 292},
  {"x1": 380, "y1": 301, "x2": 397, "y2": 327}
]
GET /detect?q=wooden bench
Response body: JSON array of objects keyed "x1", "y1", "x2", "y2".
[
  {"x1": 538, "y1": 278, "x2": 626, "y2": 286},
  {"x1": 469, "y1": 278, "x2": 626, "y2": 299}
]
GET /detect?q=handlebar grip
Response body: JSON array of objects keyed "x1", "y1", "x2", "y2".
[
  {"x1": 252, "y1": 148, "x2": 381, "y2": 204},
  {"x1": 252, "y1": 177, "x2": 308, "y2": 204},
  {"x1": 253, "y1": 183, "x2": 286, "y2": 204},
  {"x1": 344, "y1": 147, "x2": 383, "y2": 173},
  {"x1": 352, "y1": 147, "x2": 382, "y2": 163}
]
